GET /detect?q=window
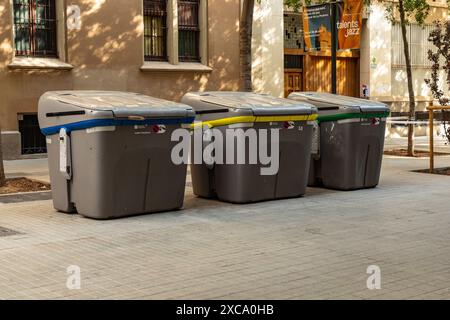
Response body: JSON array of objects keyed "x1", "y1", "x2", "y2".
[
  {"x1": 141, "y1": 0, "x2": 208, "y2": 70},
  {"x1": 144, "y1": 0, "x2": 167, "y2": 61},
  {"x1": 284, "y1": 55, "x2": 303, "y2": 69},
  {"x1": 284, "y1": 13, "x2": 304, "y2": 50},
  {"x1": 391, "y1": 23, "x2": 437, "y2": 68},
  {"x1": 13, "y1": 0, "x2": 57, "y2": 58},
  {"x1": 178, "y1": 0, "x2": 200, "y2": 62},
  {"x1": 18, "y1": 114, "x2": 47, "y2": 155}
]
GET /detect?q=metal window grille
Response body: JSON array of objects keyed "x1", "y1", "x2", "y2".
[
  {"x1": 391, "y1": 23, "x2": 437, "y2": 68},
  {"x1": 13, "y1": 0, "x2": 57, "y2": 58},
  {"x1": 18, "y1": 114, "x2": 47, "y2": 155},
  {"x1": 144, "y1": 0, "x2": 167, "y2": 61},
  {"x1": 284, "y1": 55, "x2": 303, "y2": 69},
  {"x1": 178, "y1": 0, "x2": 200, "y2": 62},
  {"x1": 284, "y1": 13, "x2": 304, "y2": 50}
]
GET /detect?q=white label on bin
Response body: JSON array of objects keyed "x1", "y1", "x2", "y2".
[
  {"x1": 228, "y1": 123, "x2": 254, "y2": 129},
  {"x1": 283, "y1": 121, "x2": 295, "y2": 130},
  {"x1": 337, "y1": 118, "x2": 360, "y2": 124},
  {"x1": 46, "y1": 138, "x2": 52, "y2": 144},
  {"x1": 134, "y1": 125, "x2": 167, "y2": 135},
  {"x1": 86, "y1": 126, "x2": 116, "y2": 134},
  {"x1": 158, "y1": 125, "x2": 167, "y2": 133}
]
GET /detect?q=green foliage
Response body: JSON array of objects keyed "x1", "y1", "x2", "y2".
[
  {"x1": 425, "y1": 21, "x2": 450, "y2": 143},
  {"x1": 376, "y1": 0, "x2": 430, "y2": 26},
  {"x1": 284, "y1": 0, "x2": 303, "y2": 11},
  {"x1": 425, "y1": 21, "x2": 450, "y2": 106}
]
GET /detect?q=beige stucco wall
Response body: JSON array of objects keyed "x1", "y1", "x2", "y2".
[
  {"x1": 251, "y1": 0, "x2": 284, "y2": 97},
  {"x1": 361, "y1": 2, "x2": 449, "y2": 112},
  {"x1": 0, "y1": 0, "x2": 241, "y2": 132},
  {"x1": 361, "y1": 4, "x2": 393, "y2": 99}
]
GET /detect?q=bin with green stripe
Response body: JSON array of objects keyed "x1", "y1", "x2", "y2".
[
  {"x1": 288, "y1": 92, "x2": 390, "y2": 190},
  {"x1": 38, "y1": 91, "x2": 195, "y2": 219},
  {"x1": 182, "y1": 92, "x2": 318, "y2": 203}
]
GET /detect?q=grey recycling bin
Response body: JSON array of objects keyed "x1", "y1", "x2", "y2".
[
  {"x1": 288, "y1": 92, "x2": 390, "y2": 190},
  {"x1": 181, "y1": 91, "x2": 318, "y2": 203},
  {"x1": 38, "y1": 91, "x2": 195, "y2": 219}
]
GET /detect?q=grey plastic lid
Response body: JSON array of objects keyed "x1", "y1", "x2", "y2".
[
  {"x1": 289, "y1": 92, "x2": 389, "y2": 113},
  {"x1": 184, "y1": 92, "x2": 317, "y2": 116},
  {"x1": 44, "y1": 91, "x2": 194, "y2": 118}
]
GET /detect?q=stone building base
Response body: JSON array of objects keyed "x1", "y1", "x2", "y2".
[{"x1": 1, "y1": 131, "x2": 21, "y2": 160}]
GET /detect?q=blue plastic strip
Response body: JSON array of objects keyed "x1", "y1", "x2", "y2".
[{"x1": 41, "y1": 117, "x2": 196, "y2": 136}]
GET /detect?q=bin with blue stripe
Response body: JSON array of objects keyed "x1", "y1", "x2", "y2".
[{"x1": 38, "y1": 91, "x2": 195, "y2": 219}]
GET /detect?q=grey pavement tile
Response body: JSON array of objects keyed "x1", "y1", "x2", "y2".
[{"x1": 0, "y1": 156, "x2": 450, "y2": 299}]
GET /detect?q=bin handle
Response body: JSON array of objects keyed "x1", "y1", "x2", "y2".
[{"x1": 127, "y1": 116, "x2": 146, "y2": 121}]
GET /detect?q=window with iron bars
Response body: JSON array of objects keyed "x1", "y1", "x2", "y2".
[
  {"x1": 13, "y1": 0, "x2": 57, "y2": 58},
  {"x1": 18, "y1": 114, "x2": 47, "y2": 155},
  {"x1": 391, "y1": 23, "x2": 438, "y2": 68},
  {"x1": 144, "y1": 0, "x2": 167, "y2": 61},
  {"x1": 178, "y1": 0, "x2": 200, "y2": 62}
]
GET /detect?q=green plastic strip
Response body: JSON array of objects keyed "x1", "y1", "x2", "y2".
[{"x1": 317, "y1": 112, "x2": 390, "y2": 124}]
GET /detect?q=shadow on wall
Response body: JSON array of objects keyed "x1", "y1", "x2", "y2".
[
  {"x1": 67, "y1": 0, "x2": 241, "y2": 100},
  {"x1": 0, "y1": 2, "x2": 13, "y2": 68},
  {"x1": 1, "y1": 0, "x2": 242, "y2": 119},
  {"x1": 252, "y1": 2, "x2": 283, "y2": 96}
]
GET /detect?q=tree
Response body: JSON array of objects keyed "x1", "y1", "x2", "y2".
[
  {"x1": 286, "y1": 0, "x2": 430, "y2": 156},
  {"x1": 240, "y1": 0, "x2": 255, "y2": 92},
  {"x1": 0, "y1": 128, "x2": 6, "y2": 187},
  {"x1": 241, "y1": 0, "x2": 435, "y2": 154},
  {"x1": 425, "y1": 20, "x2": 450, "y2": 142},
  {"x1": 384, "y1": 0, "x2": 430, "y2": 157}
]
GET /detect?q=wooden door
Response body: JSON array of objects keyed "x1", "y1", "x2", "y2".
[
  {"x1": 304, "y1": 55, "x2": 360, "y2": 97},
  {"x1": 284, "y1": 71, "x2": 303, "y2": 98}
]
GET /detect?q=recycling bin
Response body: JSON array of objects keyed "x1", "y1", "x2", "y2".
[
  {"x1": 288, "y1": 92, "x2": 390, "y2": 190},
  {"x1": 181, "y1": 91, "x2": 318, "y2": 203},
  {"x1": 38, "y1": 91, "x2": 195, "y2": 219}
]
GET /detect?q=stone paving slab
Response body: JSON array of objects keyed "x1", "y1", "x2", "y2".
[
  {"x1": 0, "y1": 156, "x2": 449, "y2": 299},
  {"x1": 0, "y1": 191, "x2": 53, "y2": 204},
  {"x1": 3, "y1": 158, "x2": 50, "y2": 183}
]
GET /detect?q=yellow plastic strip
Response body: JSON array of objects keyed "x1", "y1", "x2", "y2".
[
  {"x1": 255, "y1": 114, "x2": 317, "y2": 123},
  {"x1": 190, "y1": 114, "x2": 318, "y2": 129},
  {"x1": 190, "y1": 116, "x2": 255, "y2": 129}
]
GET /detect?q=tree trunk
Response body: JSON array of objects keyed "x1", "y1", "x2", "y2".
[
  {"x1": 398, "y1": 0, "x2": 416, "y2": 157},
  {"x1": 240, "y1": 0, "x2": 255, "y2": 92},
  {"x1": 0, "y1": 129, "x2": 6, "y2": 187}
]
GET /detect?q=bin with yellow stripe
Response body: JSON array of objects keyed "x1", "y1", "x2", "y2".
[{"x1": 181, "y1": 92, "x2": 318, "y2": 204}]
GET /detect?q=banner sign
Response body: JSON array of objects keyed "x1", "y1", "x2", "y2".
[
  {"x1": 336, "y1": 0, "x2": 362, "y2": 50},
  {"x1": 302, "y1": 4, "x2": 332, "y2": 51},
  {"x1": 302, "y1": 0, "x2": 362, "y2": 51}
]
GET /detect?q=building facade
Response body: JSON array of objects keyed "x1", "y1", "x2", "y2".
[
  {"x1": 0, "y1": 0, "x2": 241, "y2": 159},
  {"x1": 360, "y1": 2, "x2": 449, "y2": 113},
  {"x1": 1, "y1": 0, "x2": 448, "y2": 159},
  {"x1": 275, "y1": 1, "x2": 449, "y2": 137}
]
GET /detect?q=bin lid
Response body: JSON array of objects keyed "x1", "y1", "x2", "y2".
[
  {"x1": 288, "y1": 92, "x2": 389, "y2": 113},
  {"x1": 45, "y1": 91, "x2": 194, "y2": 118},
  {"x1": 183, "y1": 92, "x2": 317, "y2": 116},
  {"x1": 38, "y1": 91, "x2": 195, "y2": 135}
]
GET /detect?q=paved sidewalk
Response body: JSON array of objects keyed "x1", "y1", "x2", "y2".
[
  {"x1": 0, "y1": 156, "x2": 449, "y2": 300},
  {"x1": 385, "y1": 135, "x2": 450, "y2": 154},
  {"x1": 3, "y1": 158, "x2": 50, "y2": 183}
]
